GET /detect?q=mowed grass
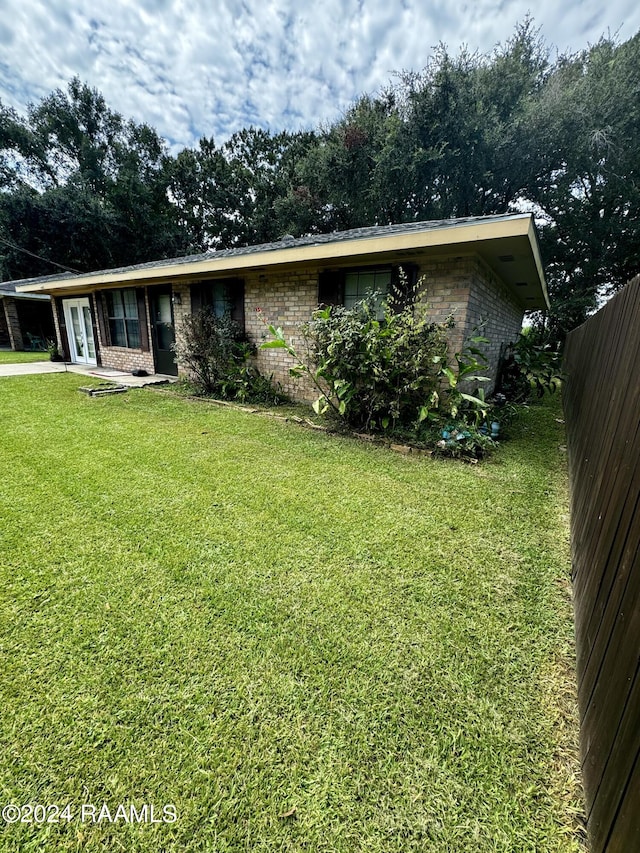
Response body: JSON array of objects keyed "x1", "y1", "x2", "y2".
[
  {"x1": 0, "y1": 350, "x2": 49, "y2": 364},
  {"x1": 0, "y1": 375, "x2": 584, "y2": 852}
]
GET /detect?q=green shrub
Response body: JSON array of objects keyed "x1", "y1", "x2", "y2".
[
  {"x1": 496, "y1": 333, "x2": 562, "y2": 401},
  {"x1": 174, "y1": 309, "x2": 285, "y2": 404},
  {"x1": 220, "y1": 341, "x2": 287, "y2": 406},
  {"x1": 434, "y1": 332, "x2": 493, "y2": 425},
  {"x1": 259, "y1": 286, "x2": 494, "y2": 458},
  {"x1": 262, "y1": 290, "x2": 453, "y2": 432}
]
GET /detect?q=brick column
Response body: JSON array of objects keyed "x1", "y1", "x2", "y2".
[{"x1": 3, "y1": 297, "x2": 24, "y2": 350}]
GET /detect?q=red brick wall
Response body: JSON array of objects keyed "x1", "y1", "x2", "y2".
[
  {"x1": 172, "y1": 281, "x2": 194, "y2": 380},
  {"x1": 91, "y1": 291, "x2": 156, "y2": 374},
  {"x1": 416, "y1": 255, "x2": 473, "y2": 361},
  {"x1": 463, "y1": 256, "x2": 525, "y2": 387},
  {"x1": 413, "y1": 254, "x2": 524, "y2": 393},
  {"x1": 239, "y1": 255, "x2": 525, "y2": 401},
  {"x1": 245, "y1": 268, "x2": 319, "y2": 400}
]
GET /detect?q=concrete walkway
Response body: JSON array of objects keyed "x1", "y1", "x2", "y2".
[{"x1": 0, "y1": 360, "x2": 177, "y2": 387}]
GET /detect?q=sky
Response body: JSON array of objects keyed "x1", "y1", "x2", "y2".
[{"x1": 1, "y1": 0, "x2": 639, "y2": 154}]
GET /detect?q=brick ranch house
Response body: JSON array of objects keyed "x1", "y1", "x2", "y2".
[{"x1": 14, "y1": 214, "x2": 548, "y2": 399}]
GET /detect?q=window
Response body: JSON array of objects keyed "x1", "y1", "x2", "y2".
[
  {"x1": 343, "y1": 268, "x2": 392, "y2": 311},
  {"x1": 190, "y1": 279, "x2": 245, "y2": 331},
  {"x1": 318, "y1": 265, "x2": 418, "y2": 313},
  {"x1": 201, "y1": 281, "x2": 234, "y2": 318},
  {"x1": 105, "y1": 289, "x2": 141, "y2": 348}
]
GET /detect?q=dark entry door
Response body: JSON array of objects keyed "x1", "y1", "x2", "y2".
[{"x1": 151, "y1": 286, "x2": 178, "y2": 375}]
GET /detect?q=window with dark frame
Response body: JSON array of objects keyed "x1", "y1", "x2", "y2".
[
  {"x1": 190, "y1": 279, "x2": 245, "y2": 332},
  {"x1": 201, "y1": 281, "x2": 234, "y2": 318},
  {"x1": 319, "y1": 264, "x2": 417, "y2": 315},
  {"x1": 105, "y1": 289, "x2": 141, "y2": 349},
  {"x1": 343, "y1": 268, "x2": 392, "y2": 313}
]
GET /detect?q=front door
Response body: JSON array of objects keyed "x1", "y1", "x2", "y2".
[
  {"x1": 63, "y1": 298, "x2": 97, "y2": 365},
  {"x1": 151, "y1": 287, "x2": 178, "y2": 375}
]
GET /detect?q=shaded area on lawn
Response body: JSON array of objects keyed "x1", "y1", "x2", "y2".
[
  {"x1": 0, "y1": 374, "x2": 584, "y2": 852},
  {"x1": 0, "y1": 350, "x2": 50, "y2": 364}
]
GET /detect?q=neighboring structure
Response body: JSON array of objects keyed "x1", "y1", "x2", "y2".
[
  {"x1": 0, "y1": 283, "x2": 55, "y2": 351},
  {"x1": 14, "y1": 214, "x2": 548, "y2": 398}
]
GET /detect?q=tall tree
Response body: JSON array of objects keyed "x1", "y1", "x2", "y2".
[
  {"x1": 107, "y1": 120, "x2": 187, "y2": 264},
  {"x1": 397, "y1": 19, "x2": 548, "y2": 219},
  {"x1": 526, "y1": 33, "x2": 640, "y2": 339},
  {"x1": 0, "y1": 184, "x2": 118, "y2": 279},
  {"x1": 1, "y1": 78, "x2": 184, "y2": 277},
  {"x1": 0, "y1": 101, "x2": 41, "y2": 191},
  {"x1": 222, "y1": 127, "x2": 317, "y2": 244},
  {"x1": 168, "y1": 137, "x2": 244, "y2": 252},
  {"x1": 274, "y1": 94, "x2": 404, "y2": 234},
  {"x1": 28, "y1": 77, "x2": 124, "y2": 193}
]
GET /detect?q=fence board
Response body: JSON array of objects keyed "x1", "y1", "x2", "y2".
[
  {"x1": 563, "y1": 275, "x2": 640, "y2": 853},
  {"x1": 580, "y1": 536, "x2": 640, "y2": 808},
  {"x1": 586, "y1": 632, "x2": 640, "y2": 847},
  {"x1": 598, "y1": 750, "x2": 640, "y2": 852},
  {"x1": 579, "y1": 485, "x2": 640, "y2": 704}
]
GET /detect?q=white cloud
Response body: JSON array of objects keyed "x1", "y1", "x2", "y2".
[{"x1": 0, "y1": 0, "x2": 638, "y2": 153}]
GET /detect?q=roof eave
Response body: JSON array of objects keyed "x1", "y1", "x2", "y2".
[
  {"x1": 14, "y1": 215, "x2": 549, "y2": 309},
  {"x1": 527, "y1": 217, "x2": 550, "y2": 310},
  {"x1": 16, "y1": 215, "x2": 540, "y2": 295}
]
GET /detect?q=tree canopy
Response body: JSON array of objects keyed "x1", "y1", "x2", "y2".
[{"x1": 1, "y1": 21, "x2": 639, "y2": 343}]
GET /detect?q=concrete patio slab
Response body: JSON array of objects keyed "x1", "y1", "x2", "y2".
[
  {"x1": 0, "y1": 360, "x2": 67, "y2": 376},
  {"x1": 0, "y1": 360, "x2": 178, "y2": 386}
]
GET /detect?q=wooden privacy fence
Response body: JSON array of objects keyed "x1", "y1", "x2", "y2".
[{"x1": 563, "y1": 275, "x2": 640, "y2": 853}]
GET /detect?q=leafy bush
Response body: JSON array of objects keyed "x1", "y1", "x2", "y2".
[
  {"x1": 435, "y1": 332, "x2": 493, "y2": 425},
  {"x1": 496, "y1": 333, "x2": 562, "y2": 401},
  {"x1": 260, "y1": 288, "x2": 494, "y2": 459},
  {"x1": 220, "y1": 341, "x2": 287, "y2": 406},
  {"x1": 262, "y1": 291, "x2": 452, "y2": 432},
  {"x1": 174, "y1": 309, "x2": 285, "y2": 404}
]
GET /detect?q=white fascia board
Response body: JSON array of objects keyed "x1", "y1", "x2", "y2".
[{"x1": 16, "y1": 216, "x2": 536, "y2": 294}]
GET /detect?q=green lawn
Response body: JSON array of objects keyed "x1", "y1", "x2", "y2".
[
  {"x1": 0, "y1": 374, "x2": 584, "y2": 852},
  {"x1": 0, "y1": 350, "x2": 49, "y2": 364}
]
